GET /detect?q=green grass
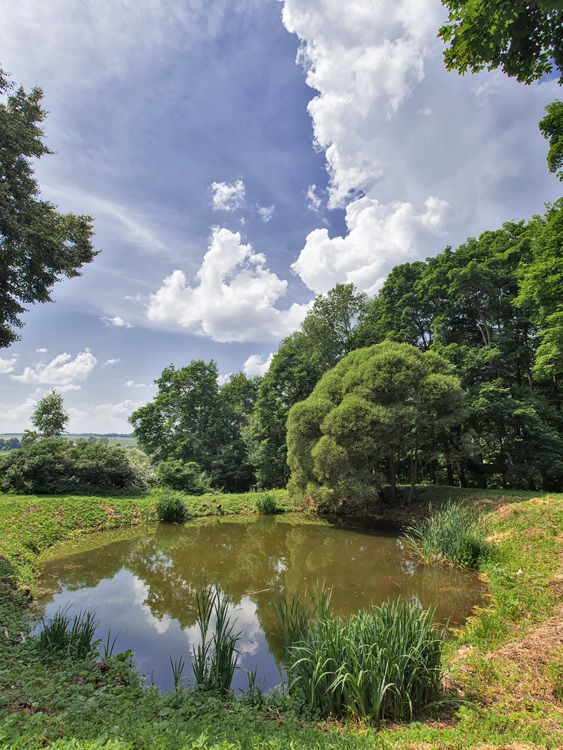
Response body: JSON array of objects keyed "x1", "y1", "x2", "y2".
[{"x1": 1, "y1": 488, "x2": 563, "y2": 748}]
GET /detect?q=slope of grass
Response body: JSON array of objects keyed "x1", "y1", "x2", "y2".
[{"x1": 1, "y1": 489, "x2": 563, "y2": 748}]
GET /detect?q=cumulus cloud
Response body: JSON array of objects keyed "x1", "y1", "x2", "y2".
[
  {"x1": 292, "y1": 195, "x2": 450, "y2": 295},
  {"x1": 306, "y1": 184, "x2": 323, "y2": 213},
  {"x1": 0, "y1": 356, "x2": 18, "y2": 375},
  {"x1": 211, "y1": 180, "x2": 246, "y2": 212},
  {"x1": 12, "y1": 351, "x2": 97, "y2": 388},
  {"x1": 147, "y1": 227, "x2": 308, "y2": 342},
  {"x1": 105, "y1": 359, "x2": 120, "y2": 366},
  {"x1": 36, "y1": 348, "x2": 48, "y2": 353},
  {"x1": 282, "y1": 0, "x2": 560, "y2": 293},
  {"x1": 125, "y1": 380, "x2": 148, "y2": 388},
  {"x1": 243, "y1": 353, "x2": 274, "y2": 377},
  {"x1": 257, "y1": 205, "x2": 275, "y2": 223},
  {"x1": 102, "y1": 316, "x2": 134, "y2": 328}
]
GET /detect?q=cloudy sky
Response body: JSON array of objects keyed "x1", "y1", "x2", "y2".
[{"x1": 0, "y1": 0, "x2": 560, "y2": 433}]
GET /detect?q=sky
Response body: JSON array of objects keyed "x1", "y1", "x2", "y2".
[{"x1": 0, "y1": 0, "x2": 561, "y2": 434}]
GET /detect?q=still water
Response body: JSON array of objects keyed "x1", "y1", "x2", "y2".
[{"x1": 37, "y1": 515, "x2": 484, "y2": 693}]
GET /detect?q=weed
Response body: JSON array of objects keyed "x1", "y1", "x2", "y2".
[{"x1": 170, "y1": 652, "x2": 187, "y2": 689}]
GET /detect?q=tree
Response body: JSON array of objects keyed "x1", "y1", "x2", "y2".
[
  {"x1": 439, "y1": 1, "x2": 563, "y2": 84},
  {"x1": 539, "y1": 100, "x2": 563, "y2": 179},
  {"x1": 30, "y1": 390, "x2": 69, "y2": 438},
  {"x1": 0, "y1": 69, "x2": 97, "y2": 347},
  {"x1": 286, "y1": 342, "x2": 465, "y2": 510}
]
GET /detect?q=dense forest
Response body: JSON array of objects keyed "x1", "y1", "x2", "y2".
[{"x1": 129, "y1": 199, "x2": 563, "y2": 502}]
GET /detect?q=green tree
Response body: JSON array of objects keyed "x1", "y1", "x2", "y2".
[
  {"x1": 539, "y1": 100, "x2": 563, "y2": 180},
  {"x1": 287, "y1": 342, "x2": 465, "y2": 510},
  {"x1": 30, "y1": 390, "x2": 69, "y2": 438},
  {"x1": 0, "y1": 69, "x2": 97, "y2": 347},
  {"x1": 439, "y1": 1, "x2": 563, "y2": 84}
]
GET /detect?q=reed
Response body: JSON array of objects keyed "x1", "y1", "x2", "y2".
[
  {"x1": 401, "y1": 502, "x2": 489, "y2": 569},
  {"x1": 156, "y1": 490, "x2": 189, "y2": 523},
  {"x1": 36, "y1": 605, "x2": 100, "y2": 660},
  {"x1": 276, "y1": 592, "x2": 444, "y2": 721},
  {"x1": 191, "y1": 585, "x2": 241, "y2": 694},
  {"x1": 255, "y1": 492, "x2": 277, "y2": 515}
]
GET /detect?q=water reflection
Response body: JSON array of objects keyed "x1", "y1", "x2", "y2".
[{"x1": 38, "y1": 516, "x2": 484, "y2": 692}]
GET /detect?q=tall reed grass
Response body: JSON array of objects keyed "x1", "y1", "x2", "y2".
[
  {"x1": 276, "y1": 591, "x2": 444, "y2": 721},
  {"x1": 255, "y1": 492, "x2": 277, "y2": 515},
  {"x1": 156, "y1": 490, "x2": 189, "y2": 523},
  {"x1": 192, "y1": 585, "x2": 241, "y2": 694},
  {"x1": 401, "y1": 502, "x2": 489, "y2": 569},
  {"x1": 36, "y1": 605, "x2": 100, "y2": 659}
]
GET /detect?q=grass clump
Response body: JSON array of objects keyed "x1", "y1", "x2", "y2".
[
  {"x1": 401, "y1": 501, "x2": 489, "y2": 568},
  {"x1": 156, "y1": 489, "x2": 190, "y2": 523},
  {"x1": 276, "y1": 589, "x2": 444, "y2": 721},
  {"x1": 255, "y1": 491, "x2": 277, "y2": 515},
  {"x1": 36, "y1": 604, "x2": 100, "y2": 659},
  {"x1": 192, "y1": 585, "x2": 242, "y2": 694}
]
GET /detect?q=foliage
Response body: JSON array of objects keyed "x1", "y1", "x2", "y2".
[
  {"x1": 539, "y1": 99, "x2": 563, "y2": 179},
  {"x1": 156, "y1": 489, "x2": 190, "y2": 523},
  {"x1": 255, "y1": 492, "x2": 277, "y2": 514},
  {"x1": 0, "y1": 436, "x2": 148, "y2": 494},
  {"x1": 157, "y1": 459, "x2": 212, "y2": 494},
  {"x1": 0, "y1": 69, "x2": 97, "y2": 347},
  {"x1": 192, "y1": 585, "x2": 241, "y2": 694},
  {"x1": 130, "y1": 362, "x2": 257, "y2": 493},
  {"x1": 277, "y1": 590, "x2": 444, "y2": 721},
  {"x1": 30, "y1": 390, "x2": 69, "y2": 437},
  {"x1": 401, "y1": 502, "x2": 490, "y2": 568},
  {"x1": 35, "y1": 605, "x2": 100, "y2": 660},
  {"x1": 439, "y1": 1, "x2": 563, "y2": 84},
  {"x1": 287, "y1": 341, "x2": 465, "y2": 508}
]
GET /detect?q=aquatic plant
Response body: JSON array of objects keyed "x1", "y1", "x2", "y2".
[
  {"x1": 192, "y1": 585, "x2": 241, "y2": 694},
  {"x1": 276, "y1": 592, "x2": 444, "y2": 721},
  {"x1": 36, "y1": 605, "x2": 100, "y2": 660},
  {"x1": 402, "y1": 502, "x2": 490, "y2": 569},
  {"x1": 255, "y1": 492, "x2": 277, "y2": 515},
  {"x1": 156, "y1": 489, "x2": 189, "y2": 523}
]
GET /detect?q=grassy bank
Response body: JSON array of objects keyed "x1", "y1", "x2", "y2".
[{"x1": 1, "y1": 488, "x2": 563, "y2": 748}]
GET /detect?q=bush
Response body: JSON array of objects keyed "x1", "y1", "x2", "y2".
[
  {"x1": 155, "y1": 490, "x2": 189, "y2": 523},
  {"x1": 0, "y1": 435, "x2": 151, "y2": 494},
  {"x1": 276, "y1": 590, "x2": 444, "y2": 721},
  {"x1": 157, "y1": 459, "x2": 213, "y2": 494},
  {"x1": 401, "y1": 502, "x2": 490, "y2": 569}
]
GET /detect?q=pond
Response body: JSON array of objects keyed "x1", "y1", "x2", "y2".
[{"x1": 37, "y1": 515, "x2": 485, "y2": 693}]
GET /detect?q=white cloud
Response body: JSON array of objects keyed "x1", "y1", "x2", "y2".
[
  {"x1": 243, "y1": 353, "x2": 274, "y2": 377},
  {"x1": 102, "y1": 316, "x2": 134, "y2": 329},
  {"x1": 147, "y1": 227, "x2": 308, "y2": 342},
  {"x1": 282, "y1": 0, "x2": 560, "y2": 293},
  {"x1": 306, "y1": 184, "x2": 323, "y2": 213},
  {"x1": 217, "y1": 373, "x2": 231, "y2": 386},
  {"x1": 0, "y1": 356, "x2": 18, "y2": 375},
  {"x1": 292, "y1": 195, "x2": 450, "y2": 295},
  {"x1": 12, "y1": 351, "x2": 97, "y2": 388},
  {"x1": 105, "y1": 359, "x2": 120, "y2": 366},
  {"x1": 210, "y1": 180, "x2": 246, "y2": 212},
  {"x1": 125, "y1": 380, "x2": 148, "y2": 388},
  {"x1": 36, "y1": 348, "x2": 48, "y2": 353},
  {"x1": 257, "y1": 205, "x2": 275, "y2": 223}
]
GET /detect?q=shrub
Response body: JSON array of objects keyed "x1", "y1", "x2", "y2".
[
  {"x1": 276, "y1": 591, "x2": 444, "y2": 721},
  {"x1": 401, "y1": 502, "x2": 490, "y2": 569},
  {"x1": 155, "y1": 490, "x2": 189, "y2": 523},
  {"x1": 157, "y1": 459, "x2": 213, "y2": 494}
]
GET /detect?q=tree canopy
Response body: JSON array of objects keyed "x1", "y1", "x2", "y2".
[
  {"x1": 0, "y1": 69, "x2": 97, "y2": 347},
  {"x1": 439, "y1": 1, "x2": 563, "y2": 84},
  {"x1": 30, "y1": 390, "x2": 69, "y2": 438}
]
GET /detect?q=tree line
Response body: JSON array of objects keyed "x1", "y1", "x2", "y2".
[{"x1": 129, "y1": 199, "x2": 563, "y2": 500}]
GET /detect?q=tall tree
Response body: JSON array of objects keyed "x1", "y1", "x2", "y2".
[
  {"x1": 30, "y1": 389, "x2": 69, "y2": 438},
  {"x1": 0, "y1": 69, "x2": 96, "y2": 347}
]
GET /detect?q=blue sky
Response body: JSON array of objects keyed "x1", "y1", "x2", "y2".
[{"x1": 0, "y1": 0, "x2": 561, "y2": 433}]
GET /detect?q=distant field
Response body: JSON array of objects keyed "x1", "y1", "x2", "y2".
[{"x1": 0, "y1": 434, "x2": 138, "y2": 448}]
